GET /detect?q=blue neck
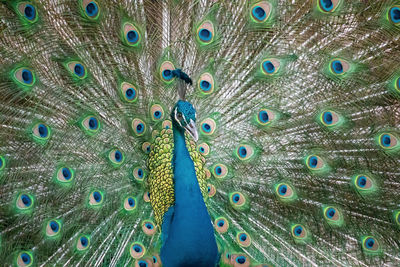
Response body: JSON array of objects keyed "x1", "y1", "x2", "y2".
[{"x1": 160, "y1": 123, "x2": 219, "y2": 267}]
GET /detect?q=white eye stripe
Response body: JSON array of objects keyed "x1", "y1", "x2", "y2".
[{"x1": 174, "y1": 108, "x2": 183, "y2": 128}]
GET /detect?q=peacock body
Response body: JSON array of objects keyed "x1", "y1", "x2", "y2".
[{"x1": 1, "y1": 0, "x2": 400, "y2": 266}]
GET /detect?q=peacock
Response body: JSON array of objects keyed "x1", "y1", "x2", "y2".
[{"x1": 1, "y1": 0, "x2": 400, "y2": 266}]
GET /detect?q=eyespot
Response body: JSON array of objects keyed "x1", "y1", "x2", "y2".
[
  {"x1": 120, "y1": 82, "x2": 138, "y2": 103},
  {"x1": 197, "y1": 143, "x2": 210, "y2": 156},
  {"x1": 89, "y1": 190, "x2": 104, "y2": 206},
  {"x1": 261, "y1": 58, "x2": 280, "y2": 75},
  {"x1": 236, "y1": 232, "x2": 251, "y2": 247},
  {"x1": 56, "y1": 167, "x2": 74, "y2": 183},
  {"x1": 132, "y1": 167, "x2": 146, "y2": 182},
  {"x1": 329, "y1": 59, "x2": 350, "y2": 75},
  {"x1": 235, "y1": 144, "x2": 255, "y2": 161},
  {"x1": 76, "y1": 234, "x2": 90, "y2": 251},
  {"x1": 16, "y1": 193, "x2": 34, "y2": 211},
  {"x1": 389, "y1": 6, "x2": 400, "y2": 25},
  {"x1": 275, "y1": 183, "x2": 296, "y2": 202},
  {"x1": 229, "y1": 192, "x2": 246, "y2": 209},
  {"x1": 31, "y1": 123, "x2": 50, "y2": 143},
  {"x1": 378, "y1": 133, "x2": 398, "y2": 150},
  {"x1": 361, "y1": 236, "x2": 381, "y2": 253},
  {"x1": 67, "y1": 61, "x2": 87, "y2": 79},
  {"x1": 142, "y1": 142, "x2": 151, "y2": 154},
  {"x1": 13, "y1": 67, "x2": 36, "y2": 86},
  {"x1": 130, "y1": 242, "x2": 146, "y2": 259},
  {"x1": 135, "y1": 260, "x2": 149, "y2": 267},
  {"x1": 16, "y1": 251, "x2": 33, "y2": 267},
  {"x1": 108, "y1": 149, "x2": 125, "y2": 166},
  {"x1": 142, "y1": 220, "x2": 156, "y2": 235},
  {"x1": 152, "y1": 254, "x2": 161, "y2": 266},
  {"x1": 45, "y1": 219, "x2": 61, "y2": 238},
  {"x1": 212, "y1": 163, "x2": 228, "y2": 179},
  {"x1": 17, "y1": 2, "x2": 38, "y2": 23},
  {"x1": 320, "y1": 110, "x2": 340, "y2": 127},
  {"x1": 200, "y1": 118, "x2": 216, "y2": 136},
  {"x1": 150, "y1": 104, "x2": 164, "y2": 121},
  {"x1": 318, "y1": 0, "x2": 341, "y2": 13},
  {"x1": 395, "y1": 76, "x2": 400, "y2": 92},
  {"x1": 132, "y1": 118, "x2": 146, "y2": 136},
  {"x1": 231, "y1": 254, "x2": 250, "y2": 266},
  {"x1": 0, "y1": 156, "x2": 6, "y2": 171},
  {"x1": 393, "y1": 210, "x2": 400, "y2": 226},
  {"x1": 162, "y1": 120, "x2": 172, "y2": 129},
  {"x1": 215, "y1": 217, "x2": 229, "y2": 233},
  {"x1": 306, "y1": 155, "x2": 325, "y2": 170},
  {"x1": 123, "y1": 196, "x2": 137, "y2": 212},
  {"x1": 208, "y1": 184, "x2": 216, "y2": 197},
  {"x1": 257, "y1": 109, "x2": 275, "y2": 126},
  {"x1": 81, "y1": 115, "x2": 100, "y2": 135},
  {"x1": 352, "y1": 174, "x2": 376, "y2": 194},
  {"x1": 159, "y1": 61, "x2": 175, "y2": 83},
  {"x1": 197, "y1": 73, "x2": 215, "y2": 95},
  {"x1": 81, "y1": 0, "x2": 100, "y2": 19},
  {"x1": 122, "y1": 22, "x2": 141, "y2": 47},
  {"x1": 250, "y1": 1, "x2": 272, "y2": 23},
  {"x1": 143, "y1": 191, "x2": 150, "y2": 202},
  {"x1": 291, "y1": 224, "x2": 308, "y2": 241},
  {"x1": 196, "y1": 20, "x2": 215, "y2": 44},
  {"x1": 322, "y1": 206, "x2": 344, "y2": 227}
]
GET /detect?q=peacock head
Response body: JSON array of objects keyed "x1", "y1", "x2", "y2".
[{"x1": 171, "y1": 100, "x2": 198, "y2": 142}]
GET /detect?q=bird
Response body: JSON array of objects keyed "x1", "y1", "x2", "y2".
[{"x1": 0, "y1": 0, "x2": 400, "y2": 266}]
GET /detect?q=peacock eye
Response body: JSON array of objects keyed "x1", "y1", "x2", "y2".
[
  {"x1": 17, "y1": 2, "x2": 38, "y2": 23},
  {"x1": 81, "y1": 0, "x2": 100, "y2": 20},
  {"x1": 88, "y1": 190, "x2": 104, "y2": 207},
  {"x1": 13, "y1": 67, "x2": 36, "y2": 87},
  {"x1": 108, "y1": 148, "x2": 125, "y2": 166},
  {"x1": 122, "y1": 22, "x2": 141, "y2": 47},
  {"x1": 130, "y1": 242, "x2": 146, "y2": 259},
  {"x1": 66, "y1": 61, "x2": 87, "y2": 79},
  {"x1": 17, "y1": 251, "x2": 33, "y2": 267},
  {"x1": 389, "y1": 5, "x2": 400, "y2": 25},
  {"x1": 45, "y1": 219, "x2": 62, "y2": 238},
  {"x1": 76, "y1": 234, "x2": 90, "y2": 251}
]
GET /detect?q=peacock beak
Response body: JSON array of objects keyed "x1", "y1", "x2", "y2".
[{"x1": 184, "y1": 120, "x2": 198, "y2": 142}]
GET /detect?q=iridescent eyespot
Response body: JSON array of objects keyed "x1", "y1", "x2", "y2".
[
  {"x1": 229, "y1": 192, "x2": 247, "y2": 209},
  {"x1": 378, "y1": 133, "x2": 398, "y2": 150},
  {"x1": 81, "y1": 0, "x2": 100, "y2": 20},
  {"x1": 352, "y1": 174, "x2": 377, "y2": 196},
  {"x1": 108, "y1": 149, "x2": 125, "y2": 166},
  {"x1": 0, "y1": 156, "x2": 6, "y2": 171},
  {"x1": 197, "y1": 142, "x2": 210, "y2": 156},
  {"x1": 131, "y1": 118, "x2": 146, "y2": 137},
  {"x1": 120, "y1": 82, "x2": 138, "y2": 103},
  {"x1": 123, "y1": 196, "x2": 137, "y2": 212},
  {"x1": 130, "y1": 242, "x2": 146, "y2": 259},
  {"x1": 56, "y1": 166, "x2": 74, "y2": 184},
  {"x1": 16, "y1": 251, "x2": 33, "y2": 267},
  {"x1": 16, "y1": 193, "x2": 34, "y2": 211},
  {"x1": 200, "y1": 118, "x2": 216, "y2": 136},
  {"x1": 235, "y1": 144, "x2": 255, "y2": 161},
  {"x1": 136, "y1": 260, "x2": 149, "y2": 267},
  {"x1": 389, "y1": 6, "x2": 400, "y2": 25},
  {"x1": 197, "y1": 73, "x2": 215, "y2": 95},
  {"x1": 261, "y1": 58, "x2": 280, "y2": 75},
  {"x1": 291, "y1": 224, "x2": 308, "y2": 243},
  {"x1": 88, "y1": 190, "x2": 104, "y2": 207},
  {"x1": 132, "y1": 167, "x2": 146, "y2": 182},
  {"x1": 159, "y1": 61, "x2": 175, "y2": 83},
  {"x1": 318, "y1": 0, "x2": 341, "y2": 13},
  {"x1": 142, "y1": 220, "x2": 156, "y2": 235},
  {"x1": 215, "y1": 217, "x2": 229, "y2": 233},
  {"x1": 212, "y1": 163, "x2": 228, "y2": 179},
  {"x1": 236, "y1": 232, "x2": 251, "y2": 247},
  {"x1": 322, "y1": 206, "x2": 344, "y2": 227},
  {"x1": 275, "y1": 183, "x2": 296, "y2": 202},
  {"x1": 67, "y1": 61, "x2": 87, "y2": 79},
  {"x1": 143, "y1": 191, "x2": 150, "y2": 202},
  {"x1": 329, "y1": 59, "x2": 350, "y2": 75},
  {"x1": 17, "y1": 2, "x2": 38, "y2": 23},
  {"x1": 150, "y1": 104, "x2": 164, "y2": 121},
  {"x1": 162, "y1": 120, "x2": 172, "y2": 129},
  {"x1": 361, "y1": 236, "x2": 382, "y2": 254},
  {"x1": 76, "y1": 234, "x2": 90, "y2": 251},
  {"x1": 396, "y1": 76, "x2": 400, "y2": 92},
  {"x1": 45, "y1": 219, "x2": 61, "y2": 238},
  {"x1": 13, "y1": 67, "x2": 36, "y2": 86},
  {"x1": 231, "y1": 254, "x2": 250, "y2": 266},
  {"x1": 306, "y1": 155, "x2": 325, "y2": 170},
  {"x1": 31, "y1": 123, "x2": 50, "y2": 143},
  {"x1": 81, "y1": 115, "x2": 100, "y2": 135},
  {"x1": 122, "y1": 22, "x2": 141, "y2": 47},
  {"x1": 320, "y1": 110, "x2": 340, "y2": 127},
  {"x1": 142, "y1": 142, "x2": 151, "y2": 154},
  {"x1": 207, "y1": 184, "x2": 216, "y2": 197},
  {"x1": 250, "y1": 1, "x2": 272, "y2": 23},
  {"x1": 393, "y1": 210, "x2": 400, "y2": 226},
  {"x1": 257, "y1": 109, "x2": 275, "y2": 126},
  {"x1": 196, "y1": 21, "x2": 215, "y2": 44}
]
